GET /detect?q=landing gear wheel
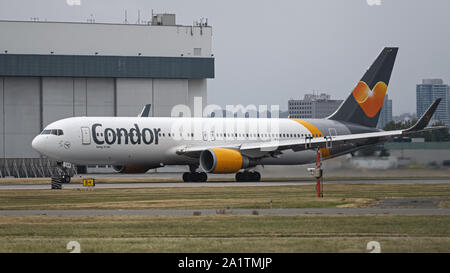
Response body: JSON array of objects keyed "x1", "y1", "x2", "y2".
[
  {"x1": 235, "y1": 171, "x2": 261, "y2": 182},
  {"x1": 62, "y1": 174, "x2": 71, "y2": 184},
  {"x1": 182, "y1": 172, "x2": 208, "y2": 182},
  {"x1": 253, "y1": 171, "x2": 261, "y2": 182},
  {"x1": 236, "y1": 172, "x2": 243, "y2": 181},
  {"x1": 182, "y1": 172, "x2": 190, "y2": 182},
  {"x1": 199, "y1": 172, "x2": 208, "y2": 182}
]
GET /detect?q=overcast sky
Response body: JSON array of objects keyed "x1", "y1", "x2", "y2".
[{"x1": 1, "y1": 0, "x2": 449, "y2": 115}]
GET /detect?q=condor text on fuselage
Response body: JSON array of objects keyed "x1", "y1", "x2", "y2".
[{"x1": 92, "y1": 123, "x2": 161, "y2": 146}]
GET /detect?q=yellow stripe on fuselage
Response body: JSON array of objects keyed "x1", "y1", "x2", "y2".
[
  {"x1": 290, "y1": 119, "x2": 330, "y2": 158},
  {"x1": 290, "y1": 119, "x2": 324, "y2": 137}
]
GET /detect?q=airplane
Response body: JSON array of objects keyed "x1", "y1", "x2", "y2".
[{"x1": 32, "y1": 47, "x2": 444, "y2": 182}]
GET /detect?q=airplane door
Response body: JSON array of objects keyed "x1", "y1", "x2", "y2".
[
  {"x1": 328, "y1": 128, "x2": 337, "y2": 137},
  {"x1": 327, "y1": 128, "x2": 337, "y2": 148},
  {"x1": 81, "y1": 127, "x2": 91, "y2": 145}
]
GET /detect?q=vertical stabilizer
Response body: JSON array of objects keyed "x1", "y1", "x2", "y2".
[{"x1": 328, "y1": 47, "x2": 398, "y2": 127}]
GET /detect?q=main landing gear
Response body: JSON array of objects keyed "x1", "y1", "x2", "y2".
[
  {"x1": 182, "y1": 172, "x2": 208, "y2": 182},
  {"x1": 182, "y1": 165, "x2": 208, "y2": 182},
  {"x1": 235, "y1": 171, "x2": 261, "y2": 182}
]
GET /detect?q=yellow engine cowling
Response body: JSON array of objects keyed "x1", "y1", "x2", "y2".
[
  {"x1": 200, "y1": 148, "x2": 256, "y2": 174},
  {"x1": 112, "y1": 165, "x2": 154, "y2": 174}
]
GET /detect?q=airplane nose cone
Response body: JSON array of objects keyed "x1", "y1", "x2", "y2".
[{"x1": 32, "y1": 135, "x2": 45, "y2": 154}]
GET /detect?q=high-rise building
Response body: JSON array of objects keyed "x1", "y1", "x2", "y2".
[
  {"x1": 288, "y1": 93, "x2": 343, "y2": 119},
  {"x1": 416, "y1": 79, "x2": 450, "y2": 128},
  {"x1": 377, "y1": 95, "x2": 393, "y2": 129}
]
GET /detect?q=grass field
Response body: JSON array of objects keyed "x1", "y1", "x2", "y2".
[
  {"x1": 1, "y1": 183, "x2": 450, "y2": 252},
  {"x1": 1, "y1": 184, "x2": 450, "y2": 210},
  {"x1": 0, "y1": 215, "x2": 449, "y2": 253}
]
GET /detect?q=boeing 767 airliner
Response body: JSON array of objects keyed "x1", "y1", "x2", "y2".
[{"x1": 31, "y1": 47, "x2": 443, "y2": 182}]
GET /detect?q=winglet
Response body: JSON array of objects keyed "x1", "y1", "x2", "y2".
[
  {"x1": 404, "y1": 98, "x2": 442, "y2": 133},
  {"x1": 138, "y1": 104, "x2": 152, "y2": 117}
]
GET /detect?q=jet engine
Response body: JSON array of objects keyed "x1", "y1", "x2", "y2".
[{"x1": 199, "y1": 148, "x2": 256, "y2": 174}]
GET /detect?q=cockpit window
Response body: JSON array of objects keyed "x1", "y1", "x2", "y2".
[{"x1": 41, "y1": 129, "x2": 64, "y2": 136}]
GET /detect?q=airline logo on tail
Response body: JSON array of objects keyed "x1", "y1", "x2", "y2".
[{"x1": 352, "y1": 81, "x2": 387, "y2": 117}]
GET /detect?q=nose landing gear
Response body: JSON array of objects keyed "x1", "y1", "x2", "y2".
[{"x1": 56, "y1": 162, "x2": 72, "y2": 183}]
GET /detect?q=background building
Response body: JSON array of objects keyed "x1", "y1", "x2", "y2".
[
  {"x1": 416, "y1": 79, "x2": 449, "y2": 128},
  {"x1": 288, "y1": 93, "x2": 343, "y2": 119},
  {"x1": 377, "y1": 94, "x2": 393, "y2": 129},
  {"x1": 0, "y1": 14, "x2": 214, "y2": 177}
]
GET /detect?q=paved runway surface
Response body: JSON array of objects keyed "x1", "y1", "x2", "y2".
[
  {"x1": 1, "y1": 208, "x2": 449, "y2": 216},
  {"x1": 0, "y1": 181, "x2": 312, "y2": 190},
  {"x1": 0, "y1": 178, "x2": 449, "y2": 190}
]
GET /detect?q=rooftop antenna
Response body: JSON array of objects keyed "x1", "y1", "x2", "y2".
[
  {"x1": 151, "y1": 9, "x2": 154, "y2": 25},
  {"x1": 87, "y1": 14, "x2": 95, "y2": 23},
  {"x1": 124, "y1": 10, "x2": 128, "y2": 24},
  {"x1": 137, "y1": 9, "x2": 141, "y2": 24}
]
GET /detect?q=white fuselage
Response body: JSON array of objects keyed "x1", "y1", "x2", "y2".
[{"x1": 32, "y1": 116, "x2": 355, "y2": 168}]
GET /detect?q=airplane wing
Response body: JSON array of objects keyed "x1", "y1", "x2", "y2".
[
  {"x1": 177, "y1": 99, "x2": 444, "y2": 159},
  {"x1": 177, "y1": 129, "x2": 402, "y2": 158}
]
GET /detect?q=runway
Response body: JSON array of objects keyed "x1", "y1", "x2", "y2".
[
  {"x1": 1, "y1": 208, "x2": 450, "y2": 216},
  {"x1": 0, "y1": 178, "x2": 450, "y2": 190}
]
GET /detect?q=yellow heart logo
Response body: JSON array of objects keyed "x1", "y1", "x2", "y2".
[{"x1": 352, "y1": 81, "x2": 387, "y2": 117}]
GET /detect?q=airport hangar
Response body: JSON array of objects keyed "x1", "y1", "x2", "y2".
[{"x1": 0, "y1": 14, "x2": 214, "y2": 177}]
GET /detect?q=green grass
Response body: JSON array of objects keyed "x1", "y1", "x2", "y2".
[
  {"x1": 1, "y1": 184, "x2": 450, "y2": 252},
  {"x1": 1, "y1": 184, "x2": 449, "y2": 210},
  {"x1": 1, "y1": 215, "x2": 449, "y2": 253}
]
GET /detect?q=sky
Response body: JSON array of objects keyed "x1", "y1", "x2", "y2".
[{"x1": 0, "y1": 0, "x2": 449, "y2": 115}]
